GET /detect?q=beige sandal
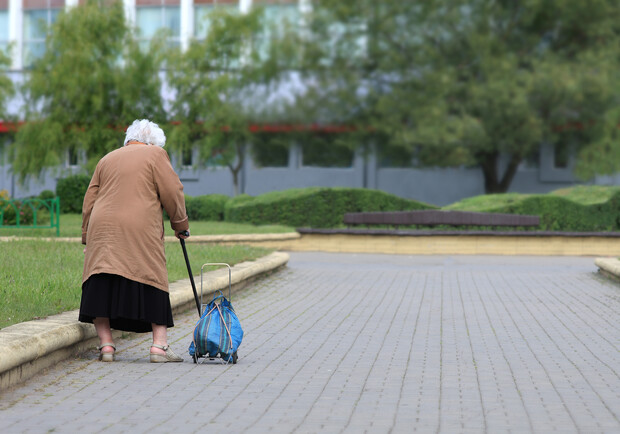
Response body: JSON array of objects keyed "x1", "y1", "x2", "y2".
[
  {"x1": 150, "y1": 344, "x2": 183, "y2": 363},
  {"x1": 97, "y1": 343, "x2": 116, "y2": 362}
]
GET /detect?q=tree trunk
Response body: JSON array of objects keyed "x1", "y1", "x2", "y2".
[
  {"x1": 479, "y1": 152, "x2": 523, "y2": 194},
  {"x1": 231, "y1": 170, "x2": 239, "y2": 196},
  {"x1": 228, "y1": 143, "x2": 245, "y2": 196}
]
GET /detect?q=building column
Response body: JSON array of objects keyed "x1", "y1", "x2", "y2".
[
  {"x1": 240, "y1": 0, "x2": 251, "y2": 14},
  {"x1": 365, "y1": 142, "x2": 378, "y2": 189},
  {"x1": 288, "y1": 143, "x2": 300, "y2": 169},
  {"x1": 8, "y1": 0, "x2": 22, "y2": 70},
  {"x1": 180, "y1": 0, "x2": 192, "y2": 51},
  {"x1": 353, "y1": 147, "x2": 365, "y2": 188},
  {"x1": 123, "y1": 0, "x2": 136, "y2": 27}
]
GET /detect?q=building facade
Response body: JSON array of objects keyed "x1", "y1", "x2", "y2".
[{"x1": 1, "y1": 0, "x2": 616, "y2": 206}]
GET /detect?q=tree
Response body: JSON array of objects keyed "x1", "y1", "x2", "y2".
[
  {"x1": 11, "y1": 0, "x2": 165, "y2": 182},
  {"x1": 166, "y1": 7, "x2": 290, "y2": 195},
  {"x1": 297, "y1": 0, "x2": 620, "y2": 193}
]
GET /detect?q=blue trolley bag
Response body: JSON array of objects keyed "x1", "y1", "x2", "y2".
[
  {"x1": 189, "y1": 291, "x2": 243, "y2": 364},
  {"x1": 187, "y1": 262, "x2": 243, "y2": 364}
]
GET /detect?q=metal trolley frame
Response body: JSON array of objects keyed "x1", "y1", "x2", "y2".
[{"x1": 191, "y1": 263, "x2": 238, "y2": 364}]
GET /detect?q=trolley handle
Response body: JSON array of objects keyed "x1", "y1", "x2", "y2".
[{"x1": 200, "y1": 263, "x2": 232, "y2": 309}]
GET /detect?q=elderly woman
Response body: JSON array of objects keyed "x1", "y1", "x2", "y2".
[{"x1": 79, "y1": 119, "x2": 189, "y2": 363}]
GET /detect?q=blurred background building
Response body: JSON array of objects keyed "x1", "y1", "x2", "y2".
[{"x1": 1, "y1": 0, "x2": 617, "y2": 205}]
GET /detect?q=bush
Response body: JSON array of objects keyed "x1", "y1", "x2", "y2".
[
  {"x1": 56, "y1": 175, "x2": 91, "y2": 213},
  {"x1": 38, "y1": 190, "x2": 56, "y2": 200},
  {"x1": 489, "y1": 194, "x2": 620, "y2": 232},
  {"x1": 185, "y1": 194, "x2": 229, "y2": 221},
  {"x1": 445, "y1": 187, "x2": 620, "y2": 232},
  {"x1": 0, "y1": 199, "x2": 34, "y2": 225},
  {"x1": 225, "y1": 187, "x2": 436, "y2": 228}
]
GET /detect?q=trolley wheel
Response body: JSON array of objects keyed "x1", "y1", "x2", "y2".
[
  {"x1": 232, "y1": 351, "x2": 238, "y2": 364},
  {"x1": 192, "y1": 353, "x2": 197, "y2": 364}
]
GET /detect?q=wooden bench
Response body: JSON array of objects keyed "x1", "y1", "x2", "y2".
[{"x1": 343, "y1": 210, "x2": 540, "y2": 229}]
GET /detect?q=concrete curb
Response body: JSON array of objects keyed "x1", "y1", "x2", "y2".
[
  {"x1": 0, "y1": 251, "x2": 289, "y2": 390},
  {"x1": 594, "y1": 257, "x2": 620, "y2": 281}
]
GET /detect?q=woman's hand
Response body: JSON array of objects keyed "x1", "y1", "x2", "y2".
[{"x1": 176, "y1": 230, "x2": 190, "y2": 240}]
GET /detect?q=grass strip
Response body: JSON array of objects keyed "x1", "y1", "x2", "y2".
[
  {"x1": 0, "y1": 240, "x2": 272, "y2": 329},
  {"x1": 0, "y1": 214, "x2": 296, "y2": 238}
]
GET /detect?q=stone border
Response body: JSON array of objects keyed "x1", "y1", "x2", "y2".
[
  {"x1": 594, "y1": 257, "x2": 620, "y2": 282},
  {"x1": 4, "y1": 230, "x2": 620, "y2": 256},
  {"x1": 0, "y1": 252, "x2": 289, "y2": 390},
  {"x1": 297, "y1": 228, "x2": 620, "y2": 237}
]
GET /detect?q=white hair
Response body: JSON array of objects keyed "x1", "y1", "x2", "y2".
[{"x1": 123, "y1": 119, "x2": 166, "y2": 147}]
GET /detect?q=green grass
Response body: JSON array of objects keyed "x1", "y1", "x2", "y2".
[
  {"x1": 164, "y1": 221, "x2": 295, "y2": 236},
  {"x1": 0, "y1": 240, "x2": 272, "y2": 329},
  {"x1": 0, "y1": 213, "x2": 295, "y2": 238},
  {"x1": 550, "y1": 185, "x2": 620, "y2": 205},
  {"x1": 443, "y1": 193, "x2": 532, "y2": 211}
]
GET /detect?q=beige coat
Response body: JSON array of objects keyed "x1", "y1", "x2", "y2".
[{"x1": 82, "y1": 142, "x2": 189, "y2": 292}]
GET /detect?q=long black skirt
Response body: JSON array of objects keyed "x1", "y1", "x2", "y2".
[{"x1": 79, "y1": 273, "x2": 174, "y2": 333}]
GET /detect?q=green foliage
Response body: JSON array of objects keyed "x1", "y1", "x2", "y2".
[
  {"x1": 56, "y1": 175, "x2": 90, "y2": 213},
  {"x1": 444, "y1": 186, "x2": 620, "y2": 232},
  {"x1": 297, "y1": 0, "x2": 620, "y2": 193},
  {"x1": 0, "y1": 199, "x2": 31, "y2": 225},
  {"x1": 225, "y1": 187, "x2": 436, "y2": 228},
  {"x1": 11, "y1": 0, "x2": 165, "y2": 182},
  {"x1": 185, "y1": 194, "x2": 230, "y2": 221},
  {"x1": 166, "y1": 7, "x2": 289, "y2": 195},
  {"x1": 0, "y1": 197, "x2": 59, "y2": 226},
  {"x1": 0, "y1": 44, "x2": 15, "y2": 128},
  {"x1": 491, "y1": 195, "x2": 620, "y2": 232},
  {"x1": 38, "y1": 190, "x2": 56, "y2": 200}
]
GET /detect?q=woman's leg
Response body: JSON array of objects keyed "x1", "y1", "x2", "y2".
[
  {"x1": 150, "y1": 323, "x2": 183, "y2": 362},
  {"x1": 151, "y1": 323, "x2": 167, "y2": 355},
  {"x1": 93, "y1": 317, "x2": 114, "y2": 353}
]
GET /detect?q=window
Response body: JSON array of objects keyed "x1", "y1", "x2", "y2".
[
  {"x1": 181, "y1": 147, "x2": 193, "y2": 167},
  {"x1": 254, "y1": 2, "x2": 300, "y2": 61},
  {"x1": 136, "y1": 0, "x2": 181, "y2": 51},
  {"x1": 553, "y1": 142, "x2": 570, "y2": 169},
  {"x1": 523, "y1": 150, "x2": 540, "y2": 169},
  {"x1": 378, "y1": 145, "x2": 414, "y2": 168},
  {"x1": 67, "y1": 146, "x2": 78, "y2": 167},
  {"x1": 251, "y1": 133, "x2": 289, "y2": 167},
  {"x1": 300, "y1": 133, "x2": 354, "y2": 168},
  {"x1": 0, "y1": 3, "x2": 8, "y2": 57},
  {"x1": 194, "y1": 1, "x2": 239, "y2": 40},
  {"x1": 23, "y1": 0, "x2": 64, "y2": 67}
]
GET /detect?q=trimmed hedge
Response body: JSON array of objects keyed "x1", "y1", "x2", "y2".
[
  {"x1": 481, "y1": 193, "x2": 620, "y2": 232},
  {"x1": 56, "y1": 175, "x2": 91, "y2": 213},
  {"x1": 446, "y1": 188, "x2": 620, "y2": 232},
  {"x1": 185, "y1": 194, "x2": 229, "y2": 221},
  {"x1": 225, "y1": 187, "x2": 437, "y2": 228}
]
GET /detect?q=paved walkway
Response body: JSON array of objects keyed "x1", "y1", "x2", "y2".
[{"x1": 1, "y1": 253, "x2": 619, "y2": 433}]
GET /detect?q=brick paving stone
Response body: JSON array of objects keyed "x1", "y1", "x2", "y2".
[{"x1": 1, "y1": 253, "x2": 619, "y2": 433}]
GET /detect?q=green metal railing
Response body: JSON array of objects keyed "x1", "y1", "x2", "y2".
[{"x1": 0, "y1": 197, "x2": 60, "y2": 236}]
